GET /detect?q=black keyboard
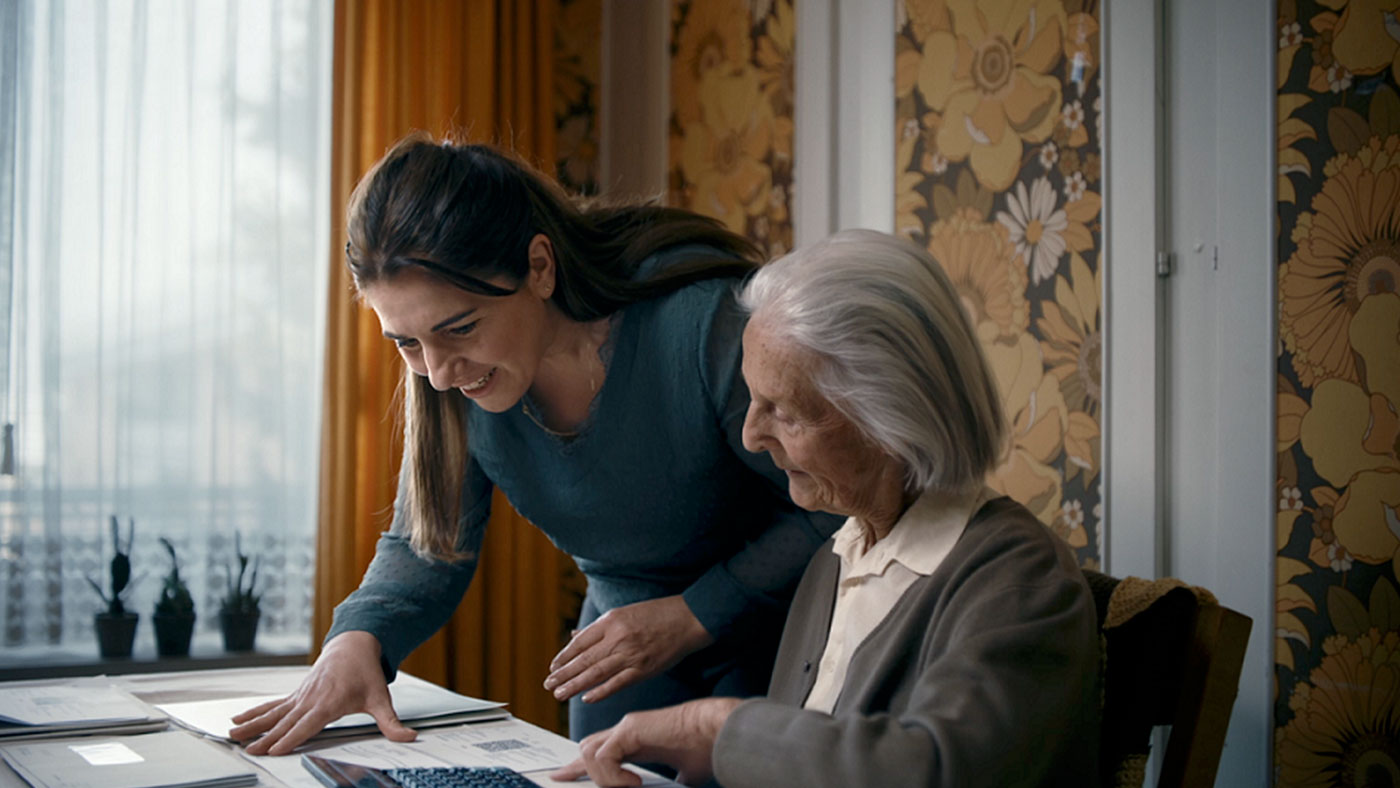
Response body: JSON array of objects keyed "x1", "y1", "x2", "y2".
[{"x1": 385, "y1": 766, "x2": 537, "y2": 788}]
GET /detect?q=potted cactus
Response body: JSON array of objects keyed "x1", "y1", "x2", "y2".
[
  {"x1": 218, "y1": 532, "x2": 262, "y2": 652},
  {"x1": 87, "y1": 516, "x2": 138, "y2": 658},
  {"x1": 152, "y1": 537, "x2": 196, "y2": 657}
]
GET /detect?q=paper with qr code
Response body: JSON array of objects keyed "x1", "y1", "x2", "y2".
[{"x1": 415, "y1": 719, "x2": 582, "y2": 771}]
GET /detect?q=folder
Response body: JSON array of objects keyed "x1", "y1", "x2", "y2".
[
  {"x1": 156, "y1": 673, "x2": 508, "y2": 744},
  {"x1": 0, "y1": 730, "x2": 257, "y2": 788},
  {"x1": 0, "y1": 686, "x2": 167, "y2": 742}
]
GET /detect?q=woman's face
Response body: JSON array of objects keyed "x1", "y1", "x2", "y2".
[
  {"x1": 740, "y1": 318, "x2": 905, "y2": 521},
  {"x1": 361, "y1": 237, "x2": 556, "y2": 413}
]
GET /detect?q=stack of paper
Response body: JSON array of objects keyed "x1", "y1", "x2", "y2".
[
  {"x1": 0, "y1": 686, "x2": 167, "y2": 741},
  {"x1": 0, "y1": 730, "x2": 257, "y2": 788},
  {"x1": 243, "y1": 718, "x2": 678, "y2": 788},
  {"x1": 156, "y1": 673, "x2": 508, "y2": 744}
]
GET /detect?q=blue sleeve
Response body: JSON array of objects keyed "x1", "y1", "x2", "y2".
[
  {"x1": 681, "y1": 288, "x2": 844, "y2": 640},
  {"x1": 323, "y1": 455, "x2": 492, "y2": 681}
]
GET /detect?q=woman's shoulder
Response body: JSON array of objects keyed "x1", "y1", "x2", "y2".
[
  {"x1": 624, "y1": 245, "x2": 747, "y2": 334},
  {"x1": 632, "y1": 242, "x2": 747, "y2": 279},
  {"x1": 953, "y1": 496, "x2": 1085, "y2": 581}
]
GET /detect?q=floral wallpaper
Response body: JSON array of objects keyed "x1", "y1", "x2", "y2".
[
  {"x1": 1274, "y1": 0, "x2": 1400, "y2": 784},
  {"x1": 896, "y1": 0, "x2": 1103, "y2": 567},
  {"x1": 668, "y1": 0, "x2": 794, "y2": 259},
  {"x1": 554, "y1": 0, "x2": 600, "y2": 195}
]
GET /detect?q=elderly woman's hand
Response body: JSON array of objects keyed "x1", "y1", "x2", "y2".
[
  {"x1": 551, "y1": 697, "x2": 743, "y2": 786},
  {"x1": 544, "y1": 595, "x2": 713, "y2": 704}
]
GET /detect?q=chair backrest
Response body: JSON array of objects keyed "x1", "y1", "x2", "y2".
[{"x1": 1082, "y1": 570, "x2": 1253, "y2": 788}]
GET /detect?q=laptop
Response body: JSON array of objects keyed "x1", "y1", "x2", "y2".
[{"x1": 300, "y1": 754, "x2": 537, "y2": 788}]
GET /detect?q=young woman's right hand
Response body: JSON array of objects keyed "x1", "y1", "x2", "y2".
[{"x1": 228, "y1": 630, "x2": 417, "y2": 755}]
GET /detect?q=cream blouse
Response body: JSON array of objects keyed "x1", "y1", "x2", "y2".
[{"x1": 802, "y1": 486, "x2": 991, "y2": 713}]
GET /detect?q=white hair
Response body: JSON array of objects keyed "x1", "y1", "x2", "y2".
[{"x1": 738, "y1": 229, "x2": 1006, "y2": 494}]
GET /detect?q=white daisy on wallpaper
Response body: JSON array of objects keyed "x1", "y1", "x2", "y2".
[{"x1": 997, "y1": 177, "x2": 1068, "y2": 285}]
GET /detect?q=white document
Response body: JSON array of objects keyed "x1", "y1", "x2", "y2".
[
  {"x1": 113, "y1": 667, "x2": 315, "y2": 706},
  {"x1": 0, "y1": 686, "x2": 153, "y2": 726},
  {"x1": 242, "y1": 728, "x2": 677, "y2": 788},
  {"x1": 67, "y1": 741, "x2": 145, "y2": 766},
  {"x1": 156, "y1": 673, "x2": 506, "y2": 742},
  {"x1": 414, "y1": 719, "x2": 582, "y2": 771}
]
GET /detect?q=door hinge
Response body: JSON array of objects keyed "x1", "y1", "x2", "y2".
[{"x1": 1156, "y1": 250, "x2": 1172, "y2": 278}]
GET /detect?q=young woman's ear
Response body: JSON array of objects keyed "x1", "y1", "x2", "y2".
[{"x1": 527, "y1": 234, "x2": 556, "y2": 298}]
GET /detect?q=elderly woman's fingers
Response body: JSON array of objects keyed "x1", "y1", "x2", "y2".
[
  {"x1": 580, "y1": 727, "x2": 645, "y2": 788},
  {"x1": 548, "y1": 757, "x2": 590, "y2": 782}
]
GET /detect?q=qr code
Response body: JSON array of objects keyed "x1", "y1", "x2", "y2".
[{"x1": 473, "y1": 739, "x2": 529, "y2": 753}]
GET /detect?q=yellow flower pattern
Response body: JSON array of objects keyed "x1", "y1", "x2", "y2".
[
  {"x1": 669, "y1": 0, "x2": 793, "y2": 256},
  {"x1": 1277, "y1": 628, "x2": 1400, "y2": 787},
  {"x1": 900, "y1": 0, "x2": 1102, "y2": 569},
  {"x1": 1277, "y1": 0, "x2": 1400, "y2": 780},
  {"x1": 916, "y1": 0, "x2": 1067, "y2": 191},
  {"x1": 1280, "y1": 136, "x2": 1400, "y2": 388}
]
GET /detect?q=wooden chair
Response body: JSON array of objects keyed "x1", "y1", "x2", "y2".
[{"x1": 1082, "y1": 570, "x2": 1253, "y2": 788}]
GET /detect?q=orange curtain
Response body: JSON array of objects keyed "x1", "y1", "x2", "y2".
[{"x1": 313, "y1": 0, "x2": 570, "y2": 733}]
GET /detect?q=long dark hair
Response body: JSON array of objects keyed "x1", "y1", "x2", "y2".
[{"x1": 346, "y1": 133, "x2": 761, "y2": 560}]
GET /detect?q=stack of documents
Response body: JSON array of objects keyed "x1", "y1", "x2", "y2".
[
  {"x1": 244, "y1": 718, "x2": 670, "y2": 788},
  {"x1": 156, "y1": 673, "x2": 508, "y2": 744},
  {"x1": 0, "y1": 730, "x2": 257, "y2": 788},
  {"x1": 0, "y1": 686, "x2": 167, "y2": 741}
]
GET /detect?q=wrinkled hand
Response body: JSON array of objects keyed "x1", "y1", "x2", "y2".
[
  {"x1": 544, "y1": 595, "x2": 714, "y2": 704},
  {"x1": 551, "y1": 698, "x2": 743, "y2": 786},
  {"x1": 228, "y1": 630, "x2": 417, "y2": 755}
]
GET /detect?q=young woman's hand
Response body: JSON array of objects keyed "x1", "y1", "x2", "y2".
[
  {"x1": 544, "y1": 595, "x2": 714, "y2": 704},
  {"x1": 228, "y1": 630, "x2": 417, "y2": 755},
  {"x1": 551, "y1": 697, "x2": 742, "y2": 786}
]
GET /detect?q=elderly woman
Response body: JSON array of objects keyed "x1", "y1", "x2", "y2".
[{"x1": 554, "y1": 229, "x2": 1101, "y2": 787}]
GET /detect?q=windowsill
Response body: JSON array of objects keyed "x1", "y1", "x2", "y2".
[{"x1": 0, "y1": 632, "x2": 310, "y2": 681}]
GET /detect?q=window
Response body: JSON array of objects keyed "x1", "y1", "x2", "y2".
[{"x1": 0, "y1": 0, "x2": 332, "y2": 653}]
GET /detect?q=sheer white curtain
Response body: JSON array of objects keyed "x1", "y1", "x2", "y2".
[{"x1": 0, "y1": 0, "x2": 332, "y2": 650}]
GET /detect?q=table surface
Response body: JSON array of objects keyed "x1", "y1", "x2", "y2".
[{"x1": 0, "y1": 666, "x2": 681, "y2": 788}]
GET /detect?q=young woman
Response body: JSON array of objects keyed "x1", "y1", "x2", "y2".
[{"x1": 230, "y1": 134, "x2": 839, "y2": 755}]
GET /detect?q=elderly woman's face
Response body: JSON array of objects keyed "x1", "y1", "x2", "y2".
[{"x1": 740, "y1": 319, "x2": 904, "y2": 521}]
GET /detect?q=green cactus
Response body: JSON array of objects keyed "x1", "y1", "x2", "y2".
[
  {"x1": 86, "y1": 515, "x2": 135, "y2": 616},
  {"x1": 220, "y1": 532, "x2": 262, "y2": 616},
  {"x1": 154, "y1": 537, "x2": 195, "y2": 616}
]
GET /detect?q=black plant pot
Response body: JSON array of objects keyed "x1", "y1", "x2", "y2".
[
  {"x1": 94, "y1": 612, "x2": 139, "y2": 658},
  {"x1": 152, "y1": 612, "x2": 196, "y2": 657},
  {"x1": 219, "y1": 610, "x2": 260, "y2": 652}
]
